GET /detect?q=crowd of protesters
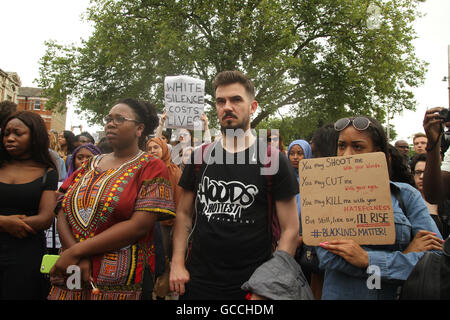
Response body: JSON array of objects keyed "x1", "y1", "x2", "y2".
[{"x1": 0, "y1": 70, "x2": 448, "y2": 301}]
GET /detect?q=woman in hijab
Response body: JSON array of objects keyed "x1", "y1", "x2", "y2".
[
  {"x1": 146, "y1": 137, "x2": 182, "y2": 299},
  {"x1": 288, "y1": 139, "x2": 314, "y2": 284},
  {"x1": 147, "y1": 137, "x2": 182, "y2": 207},
  {"x1": 287, "y1": 139, "x2": 313, "y2": 226}
]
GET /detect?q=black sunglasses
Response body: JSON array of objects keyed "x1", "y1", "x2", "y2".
[{"x1": 334, "y1": 117, "x2": 372, "y2": 132}]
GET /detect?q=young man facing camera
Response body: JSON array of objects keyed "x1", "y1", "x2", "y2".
[{"x1": 170, "y1": 71, "x2": 300, "y2": 300}]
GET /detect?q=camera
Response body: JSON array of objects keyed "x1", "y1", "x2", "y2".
[{"x1": 439, "y1": 108, "x2": 450, "y2": 122}]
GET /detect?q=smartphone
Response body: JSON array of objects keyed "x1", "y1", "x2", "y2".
[{"x1": 40, "y1": 254, "x2": 60, "y2": 274}]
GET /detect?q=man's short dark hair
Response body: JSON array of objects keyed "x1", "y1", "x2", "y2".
[
  {"x1": 0, "y1": 101, "x2": 18, "y2": 126},
  {"x1": 213, "y1": 71, "x2": 255, "y2": 99}
]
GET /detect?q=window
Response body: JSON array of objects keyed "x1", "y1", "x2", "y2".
[{"x1": 34, "y1": 100, "x2": 41, "y2": 110}]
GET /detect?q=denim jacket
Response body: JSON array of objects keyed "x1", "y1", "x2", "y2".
[{"x1": 316, "y1": 181, "x2": 443, "y2": 300}]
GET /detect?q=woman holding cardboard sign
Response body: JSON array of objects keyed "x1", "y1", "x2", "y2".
[{"x1": 316, "y1": 116, "x2": 443, "y2": 300}]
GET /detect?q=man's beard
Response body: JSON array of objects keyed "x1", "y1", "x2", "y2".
[{"x1": 220, "y1": 115, "x2": 250, "y2": 135}]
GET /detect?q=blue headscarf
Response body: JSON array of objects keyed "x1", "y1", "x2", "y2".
[
  {"x1": 287, "y1": 139, "x2": 312, "y2": 234},
  {"x1": 288, "y1": 139, "x2": 312, "y2": 177}
]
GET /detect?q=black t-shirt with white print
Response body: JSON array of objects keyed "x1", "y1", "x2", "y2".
[{"x1": 178, "y1": 139, "x2": 298, "y2": 299}]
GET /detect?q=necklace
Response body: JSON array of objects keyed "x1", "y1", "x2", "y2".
[
  {"x1": 114, "y1": 149, "x2": 143, "y2": 162},
  {"x1": 97, "y1": 149, "x2": 143, "y2": 172}
]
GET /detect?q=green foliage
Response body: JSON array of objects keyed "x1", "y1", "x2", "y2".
[{"x1": 37, "y1": 0, "x2": 427, "y2": 129}]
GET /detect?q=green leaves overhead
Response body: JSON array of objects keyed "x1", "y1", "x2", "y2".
[{"x1": 37, "y1": 0, "x2": 426, "y2": 133}]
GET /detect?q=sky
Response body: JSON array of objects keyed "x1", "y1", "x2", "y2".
[{"x1": 1, "y1": 0, "x2": 449, "y2": 141}]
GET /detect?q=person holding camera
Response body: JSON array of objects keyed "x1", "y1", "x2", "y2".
[{"x1": 422, "y1": 107, "x2": 450, "y2": 238}]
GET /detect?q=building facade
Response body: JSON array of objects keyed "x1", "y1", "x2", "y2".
[
  {"x1": 17, "y1": 87, "x2": 66, "y2": 132},
  {"x1": 0, "y1": 68, "x2": 21, "y2": 102}
]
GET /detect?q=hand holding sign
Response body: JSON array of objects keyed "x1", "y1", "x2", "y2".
[
  {"x1": 300, "y1": 152, "x2": 395, "y2": 246},
  {"x1": 319, "y1": 239, "x2": 369, "y2": 268}
]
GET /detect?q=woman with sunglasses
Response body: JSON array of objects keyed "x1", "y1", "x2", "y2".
[
  {"x1": 0, "y1": 111, "x2": 58, "y2": 299},
  {"x1": 316, "y1": 116, "x2": 443, "y2": 300},
  {"x1": 267, "y1": 130, "x2": 286, "y2": 156},
  {"x1": 48, "y1": 98, "x2": 175, "y2": 300}
]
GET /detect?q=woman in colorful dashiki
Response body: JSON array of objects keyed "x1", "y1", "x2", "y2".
[
  {"x1": 48, "y1": 99, "x2": 176, "y2": 300},
  {"x1": 0, "y1": 111, "x2": 58, "y2": 299}
]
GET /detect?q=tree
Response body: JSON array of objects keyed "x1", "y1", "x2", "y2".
[{"x1": 37, "y1": 0, "x2": 426, "y2": 129}]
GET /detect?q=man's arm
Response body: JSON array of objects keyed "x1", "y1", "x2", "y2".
[
  {"x1": 275, "y1": 196, "x2": 299, "y2": 257},
  {"x1": 423, "y1": 107, "x2": 450, "y2": 203},
  {"x1": 170, "y1": 188, "x2": 196, "y2": 295}
]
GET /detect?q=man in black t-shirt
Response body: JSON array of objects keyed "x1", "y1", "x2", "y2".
[{"x1": 169, "y1": 71, "x2": 299, "y2": 300}]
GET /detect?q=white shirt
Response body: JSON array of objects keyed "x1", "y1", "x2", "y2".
[{"x1": 441, "y1": 148, "x2": 450, "y2": 172}]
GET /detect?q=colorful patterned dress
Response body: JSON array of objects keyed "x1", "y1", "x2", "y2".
[{"x1": 48, "y1": 151, "x2": 175, "y2": 300}]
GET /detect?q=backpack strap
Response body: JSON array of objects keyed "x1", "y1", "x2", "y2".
[
  {"x1": 264, "y1": 145, "x2": 280, "y2": 253},
  {"x1": 193, "y1": 142, "x2": 213, "y2": 190}
]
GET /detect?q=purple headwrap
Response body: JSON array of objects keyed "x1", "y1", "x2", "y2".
[{"x1": 65, "y1": 143, "x2": 102, "y2": 180}]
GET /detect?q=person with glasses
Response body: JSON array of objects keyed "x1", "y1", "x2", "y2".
[
  {"x1": 48, "y1": 98, "x2": 175, "y2": 300},
  {"x1": 422, "y1": 107, "x2": 450, "y2": 210},
  {"x1": 394, "y1": 139, "x2": 410, "y2": 162},
  {"x1": 267, "y1": 129, "x2": 286, "y2": 156},
  {"x1": 316, "y1": 115, "x2": 443, "y2": 300},
  {"x1": 410, "y1": 153, "x2": 448, "y2": 239}
]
